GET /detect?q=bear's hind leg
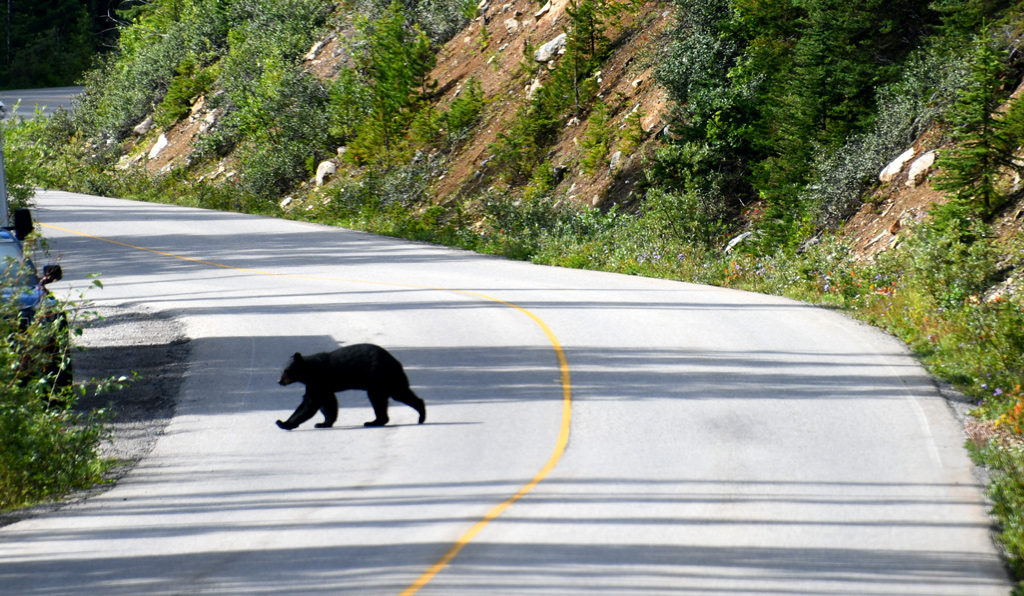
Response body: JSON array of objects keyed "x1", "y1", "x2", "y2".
[
  {"x1": 315, "y1": 392, "x2": 339, "y2": 428},
  {"x1": 364, "y1": 390, "x2": 390, "y2": 427},
  {"x1": 393, "y1": 388, "x2": 426, "y2": 424}
]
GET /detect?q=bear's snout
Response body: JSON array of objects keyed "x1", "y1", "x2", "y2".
[{"x1": 279, "y1": 372, "x2": 294, "y2": 386}]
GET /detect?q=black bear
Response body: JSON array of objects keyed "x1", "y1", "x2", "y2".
[{"x1": 276, "y1": 343, "x2": 426, "y2": 430}]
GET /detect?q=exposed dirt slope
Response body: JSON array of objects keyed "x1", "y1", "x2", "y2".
[{"x1": 121, "y1": 0, "x2": 1022, "y2": 295}]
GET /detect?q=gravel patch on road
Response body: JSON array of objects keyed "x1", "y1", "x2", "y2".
[
  {"x1": 0, "y1": 304, "x2": 189, "y2": 526},
  {"x1": 72, "y1": 304, "x2": 189, "y2": 467}
]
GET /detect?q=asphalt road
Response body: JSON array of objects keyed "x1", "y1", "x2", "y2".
[
  {"x1": 0, "y1": 86, "x2": 82, "y2": 119},
  {"x1": 0, "y1": 190, "x2": 1011, "y2": 594}
]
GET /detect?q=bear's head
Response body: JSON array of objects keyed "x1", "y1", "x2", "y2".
[{"x1": 279, "y1": 352, "x2": 305, "y2": 386}]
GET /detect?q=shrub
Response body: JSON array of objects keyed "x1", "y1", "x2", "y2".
[
  {"x1": 901, "y1": 201, "x2": 998, "y2": 308},
  {"x1": 153, "y1": 57, "x2": 219, "y2": 129},
  {"x1": 579, "y1": 101, "x2": 611, "y2": 175},
  {"x1": 75, "y1": 31, "x2": 186, "y2": 141},
  {"x1": 443, "y1": 78, "x2": 486, "y2": 142},
  {"x1": 0, "y1": 287, "x2": 105, "y2": 511},
  {"x1": 799, "y1": 45, "x2": 963, "y2": 229}
]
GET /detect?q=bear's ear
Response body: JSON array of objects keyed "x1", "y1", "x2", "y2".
[{"x1": 292, "y1": 352, "x2": 303, "y2": 361}]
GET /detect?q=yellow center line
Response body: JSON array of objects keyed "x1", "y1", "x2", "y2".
[{"x1": 42, "y1": 222, "x2": 573, "y2": 594}]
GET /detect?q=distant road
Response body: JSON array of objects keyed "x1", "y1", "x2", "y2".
[{"x1": 0, "y1": 86, "x2": 83, "y2": 119}]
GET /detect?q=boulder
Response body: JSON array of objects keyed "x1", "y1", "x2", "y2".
[
  {"x1": 133, "y1": 115, "x2": 153, "y2": 136},
  {"x1": 906, "y1": 150, "x2": 936, "y2": 187},
  {"x1": 526, "y1": 78, "x2": 543, "y2": 98},
  {"x1": 534, "y1": 33, "x2": 566, "y2": 63},
  {"x1": 304, "y1": 40, "x2": 325, "y2": 62},
  {"x1": 315, "y1": 160, "x2": 337, "y2": 186},
  {"x1": 609, "y1": 150, "x2": 622, "y2": 172},
  {"x1": 725, "y1": 231, "x2": 752, "y2": 253},
  {"x1": 879, "y1": 146, "x2": 916, "y2": 183},
  {"x1": 147, "y1": 134, "x2": 168, "y2": 160}
]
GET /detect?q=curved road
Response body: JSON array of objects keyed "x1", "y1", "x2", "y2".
[{"x1": 0, "y1": 191, "x2": 1010, "y2": 594}]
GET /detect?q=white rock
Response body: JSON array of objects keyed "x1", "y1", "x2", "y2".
[
  {"x1": 148, "y1": 134, "x2": 168, "y2": 160},
  {"x1": 315, "y1": 160, "x2": 337, "y2": 186},
  {"x1": 725, "y1": 231, "x2": 752, "y2": 253},
  {"x1": 534, "y1": 33, "x2": 566, "y2": 63},
  {"x1": 906, "y1": 150, "x2": 936, "y2": 187},
  {"x1": 133, "y1": 115, "x2": 153, "y2": 136},
  {"x1": 609, "y1": 150, "x2": 622, "y2": 171},
  {"x1": 304, "y1": 40, "x2": 325, "y2": 61},
  {"x1": 879, "y1": 146, "x2": 916, "y2": 183},
  {"x1": 526, "y1": 78, "x2": 543, "y2": 98}
]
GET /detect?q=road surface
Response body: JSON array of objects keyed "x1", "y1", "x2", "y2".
[
  {"x1": 0, "y1": 190, "x2": 1010, "y2": 594},
  {"x1": 0, "y1": 86, "x2": 83, "y2": 120}
]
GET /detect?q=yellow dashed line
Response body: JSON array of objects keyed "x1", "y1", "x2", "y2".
[{"x1": 42, "y1": 222, "x2": 573, "y2": 594}]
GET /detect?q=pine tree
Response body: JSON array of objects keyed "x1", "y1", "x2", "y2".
[
  {"x1": 350, "y1": 1, "x2": 436, "y2": 162},
  {"x1": 934, "y1": 32, "x2": 1023, "y2": 215}
]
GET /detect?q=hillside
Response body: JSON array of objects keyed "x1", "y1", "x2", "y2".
[
  {"x1": 121, "y1": 0, "x2": 672, "y2": 215},
  {"x1": 103, "y1": 0, "x2": 1024, "y2": 305}
]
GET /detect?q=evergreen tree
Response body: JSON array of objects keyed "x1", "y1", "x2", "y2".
[
  {"x1": 934, "y1": 32, "x2": 1024, "y2": 214},
  {"x1": 756, "y1": 0, "x2": 932, "y2": 201},
  {"x1": 349, "y1": 1, "x2": 436, "y2": 162},
  {"x1": 1, "y1": 0, "x2": 95, "y2": 87}
]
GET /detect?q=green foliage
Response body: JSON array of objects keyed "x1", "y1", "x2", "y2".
[
  {"x1": 154, "y1": 57, "x2": 219, "y2": 129},
  {"x1": 973, "y1": 442, "x2": 1024, "y2": 579},
  {"x1": 930, "y1": 0, "x2": 1014, "y2": 40},
  {"x1": 346, "y1": 1, "x2": 437, "y2": 164},
  {"x1": 902, "y1": 200, "x2": 998, "y2": 307},
  {"x1": 201, "y1": 0, "x2": 332, "y2": 199},
  {"x1": 656, "y1": 0, "x2": 938, "y2": 248},
  {"x1": 0, "y1": 0, "x2": 97, "y2": 88},
  {"x1": 639, "y1": 186, "x2": 732, "y2": 249},
  {"x1": 617, "y1": 106, "x2": 646, "y2": 155},
  {"x1": 328, "y1": 67, "x2": 373, "y2": 145},
  {"x1": 1, "y1": 113, "x2": 49, "y2": 208},
  {"x1": 579, "y1": 101, "x2": 611, "y2": 174},
  {"x1": 75, "y1": 31, "x2": 186, "y2": 140},
  {"x1": 443, "y1": 78, "x2": 486, "y2": 140},
  {"x1": 802, "y1": 45, "x2": 970, "y2": 228},
  {"x1": 0, "y1": 276, "x2": 105, "y2": 511},
  {"x1": 345, "y1": 0, "x2": 474, "y2": 44},
  {"x1": 934, "y1": 30, "x2": 1024, "y2": 215},
  {"x1": 489, "y1": 101, "x2": 559, "y2": 181},
  {"x1": 487, "y1": 0, "x2": 627, "y2": 182}
]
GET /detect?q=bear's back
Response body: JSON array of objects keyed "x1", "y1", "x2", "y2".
[{"x1": 316, "y1": 343, "x2": 408, "y2": 391}]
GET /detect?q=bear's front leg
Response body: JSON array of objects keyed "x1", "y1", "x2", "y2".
[{"x1": 277, "y1": 391, "x2": 320, "y2": 430}]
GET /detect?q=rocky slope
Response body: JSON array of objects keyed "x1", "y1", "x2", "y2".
[{"x1": 115, "y1": 0, "x2": 1023, "y2": 302}]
